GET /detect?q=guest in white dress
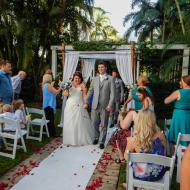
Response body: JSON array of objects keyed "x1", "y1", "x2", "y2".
[{"x1": 63, "y1": 71, "x2": 94, "y2": 146}]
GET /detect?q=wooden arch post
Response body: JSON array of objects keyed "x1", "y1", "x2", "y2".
[
  {"x1": 61, "y1": 43, "x2": 65, "y2": 79},
  {"x1": 131, "y1": 41, "x2": 136, "y2": 83}
]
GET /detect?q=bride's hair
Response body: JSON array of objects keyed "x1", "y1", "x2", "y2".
[{"x1": 72, "y1": 71, "x2": 83, "y2": 83}]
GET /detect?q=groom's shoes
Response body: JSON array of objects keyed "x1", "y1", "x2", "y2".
[
  {"x1": 93, "y1": 139, "x2": 99, "y2": 145},
  {"x1": 99, "y1": 143, "x2": 105, "y2": 149}
]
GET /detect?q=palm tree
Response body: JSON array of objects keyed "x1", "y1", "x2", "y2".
[{"x1": 90, "y1": 7, "x2": 118, "y2": 41}]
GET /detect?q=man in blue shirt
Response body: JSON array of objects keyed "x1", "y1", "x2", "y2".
[{"x1": 0, "y1": 59, "x2": 13, "y2": 104}]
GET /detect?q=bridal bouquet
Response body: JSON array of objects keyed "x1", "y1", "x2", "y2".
[{"x1": 58, "y1": 81, "x2": 72, "y2": 91}]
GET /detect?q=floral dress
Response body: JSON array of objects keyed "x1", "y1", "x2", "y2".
[{"x1": 132, "y1": 138, "x2": 166, "y2": 181}]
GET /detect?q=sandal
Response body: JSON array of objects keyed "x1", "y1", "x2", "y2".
[{"x1": 115, "y1": 158, "x2": 125, "y2": 164}]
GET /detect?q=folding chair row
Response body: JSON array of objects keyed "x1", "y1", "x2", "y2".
[{"x1": 0, "y1": 117, "x2": 27, "y2": 159}]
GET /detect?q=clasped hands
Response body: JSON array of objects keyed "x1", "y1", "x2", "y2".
[{"x1": 83, "y1": 104, "x2": 112, "y2": 112}]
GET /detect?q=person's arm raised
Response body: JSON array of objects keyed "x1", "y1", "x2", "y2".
[
  {"x1": 164, "y1": 90, "x2": 179, "y2": 104},
  {"x1": 48, "y1": 84, "x2": 61, "y2": 94}
]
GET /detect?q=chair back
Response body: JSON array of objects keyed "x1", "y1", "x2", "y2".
[
  {"x1": 126, "y1": 152, "x2": 175, "y2": 188},
  {"x1": 0, "y1": 116, "x2": 20, "y2": 129},
  {"x1": 26, "y1": 107, "x2": 44, "y2": 115}
]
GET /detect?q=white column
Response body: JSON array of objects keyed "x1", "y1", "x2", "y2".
[
  {"x1": 136, "y1": 54, "x2": 140, "y2": 79},
  {"x1": 182, "y1": 48, "x2": 190, "y2": 76},
  {"x1": 51, "y1": 46, "x2": 57, "y2": 78}
]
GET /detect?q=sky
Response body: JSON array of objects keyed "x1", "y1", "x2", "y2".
[{"x1": 94, "y1": 0, "x2": 134, "y2": 39}]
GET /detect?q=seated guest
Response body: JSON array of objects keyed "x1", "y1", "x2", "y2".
[
  {"x1": 114, "y1": 88, "x2": 154, "y2": 163},
  {"x1": 119, "y1": 87, "x2": 154, "y2": 130},
  {"x1": 0, "y1": 104, "x2": 17, "y2": 131},
  {"x1": 164, "y1": 75, "x2": 190, "y2": 150},
  {"x1": 181, "y1": 145, "x2": 190, "y2": 190},
  {"x1": 13, "y1": 99, "x2": 28, "y2": 128},
  {"x1": 124, "y1": 109, "x2": 166, "y2": 182},
  {"x1": 42, "y1": 74, "x2": 61, "y2": 137}
]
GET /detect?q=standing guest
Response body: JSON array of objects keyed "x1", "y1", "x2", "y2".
[
  {"x1": 11, "y1": 71, "x2": 27, "y2": 100},
  {"x1": 181, "y1": 145, "x2": 190, "y2": 190},
  {"x1": 85, "y1": 63, "x2": 115, "y2": 149},
  {"x1": 124, "y1": 75, "x2": 153, "y2": 111},
  {"x1": 164, "y1": 75, "x2": 190, "y2": 150},
  {"x1": 42, "y1": 74, "x2": 61, "y2": 137},
  {"x1": 110, "y1": 70, "x2": 124, "y2": 128},
  {"x1": 0, "y1": 59, "x2": 13, "y2": 104}
]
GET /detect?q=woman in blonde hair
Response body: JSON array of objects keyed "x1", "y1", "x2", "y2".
[
  {"x1": 43, "y1": 74, "x2": 61, "y2": 137},
  {"x1": 124, "y1": 109, "x2": 166, "y2": 181}
]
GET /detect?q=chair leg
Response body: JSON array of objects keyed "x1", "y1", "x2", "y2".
[
  {"x1": 39, "y1": 124, "x2": 43, "y2": 142},
  {"x1": 164, "y1": 171, "x2": 170, "y2": 190},
  {"x1": 177, "y1": 155, "x2": 181, "y2": 183},
  {"x1": 20, "y1": 135, "x2": 27, "y2": 152},
  {"x1": 2, "y1": 137, "x2": 8, "y2": 149},
  {"x1": 45, "y1": 123, "x2": 50, "y2": 137},
  {"x1": 12, "y1": 135, "x2": 18, "y2": 159},
  {"x1": 26, "y1": 123, "x2": 30, "y2": 139}
]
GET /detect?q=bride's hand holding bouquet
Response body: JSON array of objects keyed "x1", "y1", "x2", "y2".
[{"x1": 59, "y1": 81, "x2": 72, "y2": 96}]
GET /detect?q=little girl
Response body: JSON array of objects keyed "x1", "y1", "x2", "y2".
[{"x1": 13, "y1": 99, "x2": 28, "y2": 128}]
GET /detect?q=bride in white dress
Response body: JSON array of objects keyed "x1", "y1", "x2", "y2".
[{"x1": 63, "y1": 71, "x2": 94, "y2": 146}]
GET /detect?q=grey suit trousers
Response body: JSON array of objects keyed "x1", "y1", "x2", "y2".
[{"x1": 91, "y1": 106, "x2": 109, "y2": 144}]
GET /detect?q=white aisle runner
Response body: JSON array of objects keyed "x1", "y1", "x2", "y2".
[{"x1": 11, "y1": 128, "x2": 115, "y2": 190}]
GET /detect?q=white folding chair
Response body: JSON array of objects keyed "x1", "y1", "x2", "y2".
[
  {"x1": 175, "y1": 133, "x2": 190, "y2": 183},
  {"x1": 126, "y1": 152, "x2": 175, "y2": 190},
  {"x1": 164, "y1": 119, "x2": 171, "y2": 156},
  {"x1": 26, "y1": 107, "x2": 50, "y2": 142},
  {"x1": 0, "y1": 117, "x2": 27, "y2": 159}
]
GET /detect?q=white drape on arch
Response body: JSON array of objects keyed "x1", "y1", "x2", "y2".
[
  {"x1": 82, "y1": 59, "x2": 96, "y2": 83},
  {"x1": 115, "y1": 51, "x2": 135, "y2": 110},
  {"x1": 59, "y1": 52, "x2": 79, "y2": 127}
]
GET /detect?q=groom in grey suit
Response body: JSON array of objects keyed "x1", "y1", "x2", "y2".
[{"x1": 84, "y1": 63, "x2": 115, "y2": 149}]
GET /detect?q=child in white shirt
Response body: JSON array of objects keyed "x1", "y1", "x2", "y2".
[
  {"x1": 0, "y1": 104, "x2": 17, "y2": 131},
  {"x1": 13, "y1": 99, "x2": 27, "y2": 129}
]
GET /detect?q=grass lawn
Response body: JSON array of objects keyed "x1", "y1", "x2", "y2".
[{"x1": 0, "y1": 108, "x2": 61, "y2": 177}]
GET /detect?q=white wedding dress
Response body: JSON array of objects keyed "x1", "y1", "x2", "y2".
[{"x1": 63, "y1": 86, "x2": 94, "y2": 146}]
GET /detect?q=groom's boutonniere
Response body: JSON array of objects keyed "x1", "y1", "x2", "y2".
[{"x1": 105, "y1": 76, "x2": 108, "y2": 80}]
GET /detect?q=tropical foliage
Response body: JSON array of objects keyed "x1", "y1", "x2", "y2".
[
  {"x1": 124, "y1": 0, "x2": 190, "y2": 43},
  {"x1": 124, "y1": 0, "x2": 190, "y2": 80},
  {"x1": 0, "y1": 0, "x2": 94, "y2": 92}
]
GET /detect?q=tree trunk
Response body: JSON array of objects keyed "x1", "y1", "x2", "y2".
[{"x1": 174, "y1": 0, "x2": 185, "y2": 35}]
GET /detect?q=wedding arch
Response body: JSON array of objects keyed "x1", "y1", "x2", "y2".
[{"x1": 50, "y1": 44, "x2": 138, "y2": 127}]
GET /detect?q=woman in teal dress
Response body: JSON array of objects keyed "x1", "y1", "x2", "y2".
[
  {"x1": 164, "y1": 75, "x2": 190, "y2": 148},
  {"x1": 125, "y1": 75, "x2": 153, "y2": 111}
]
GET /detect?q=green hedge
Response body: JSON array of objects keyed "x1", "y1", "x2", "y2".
[{"x1": 150, "y1": 82, "x2": 179, "y2": 119}]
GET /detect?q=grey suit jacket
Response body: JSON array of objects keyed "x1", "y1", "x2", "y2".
[
  {"x1": 86, "y1": 74, "x2": 115, "y2": 109},
  {"x1": 114, "y1": 78, "x2": 124, "y2": 102}
]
